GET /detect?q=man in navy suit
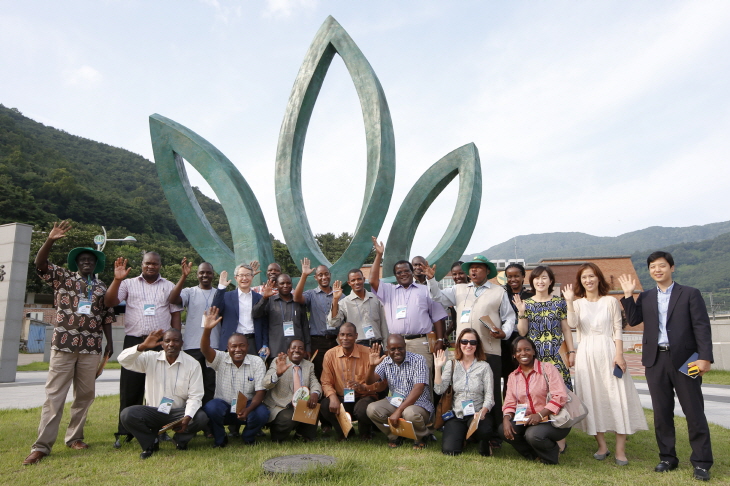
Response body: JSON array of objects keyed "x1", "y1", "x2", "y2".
[
  {"x1": 212, "y1": 264, "x2": 269, "y2": 358},
  {"x1": 619, "y1": 251, "x2": 713, "y2": 481}
]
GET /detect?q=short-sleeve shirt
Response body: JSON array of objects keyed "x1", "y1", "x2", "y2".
[
  {"x1": 303, "y1": 287, "x2": 340, "y2": 336},
  {"x1": 207, "y1": 350, "x2": 266, "y2": 403},
  {"x1": 180, "y1": 286, "x2": 218, "y2": 350},
  {"x1": 373, "y1": 282, "x2": 447, "y2": 334},
  {"x1": 117, "y1": 275, "x2": 183, "y2": 336},
  {"x1": 38, "y1": 262, "x2": 115, "y2": 354},
  {"x1": 374, "y1": 351, "x2": 433, "y2": 413}
]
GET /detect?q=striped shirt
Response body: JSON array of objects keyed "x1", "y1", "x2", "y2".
[
  {"x1": 207, "y1": 350, "x2": 266, "y2": 404},
  {"x1": 374, "y1": 351, "x2": 433, "y2": 413},
  {"x1": 118, "y1": 274, "x2": 183, "y2": 337}
]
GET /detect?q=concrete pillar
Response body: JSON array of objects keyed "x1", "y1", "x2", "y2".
[{"x1": 0, "y1": 223, "x2": 33, "y2": 382}]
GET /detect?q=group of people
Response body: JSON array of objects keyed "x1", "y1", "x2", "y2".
[{"x1": 23, "y1": 223, "x2": 715, "y2": 481}]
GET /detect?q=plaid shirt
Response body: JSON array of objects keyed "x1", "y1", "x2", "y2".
[
  {"x1": 38, "y1": 263, "x2": 115, "y2": 354},
  {"x1": 207, "y1": 350, "x2": 266, "y2": 404},
  {"x1": 374, "y1": 351, "x2": 433, "y2": 413},
  {"x1": 118, "y1": 274, "x2": 183, "y2": 336}
]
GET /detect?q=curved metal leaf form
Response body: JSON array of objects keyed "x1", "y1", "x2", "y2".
[
  {"x1": 150, "y1": 114, "x2": 273, "y2": 281},
  {"x1": 275, "y1": 15, "x2": 395, "y2": 277},
  {"x1": 383, "y1": 143, "x2": 482, "y2": 281}
]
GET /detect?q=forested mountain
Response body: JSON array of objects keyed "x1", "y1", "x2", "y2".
[
  {"x1": 467, "y1": 221, "x2": 730, "y2": 263},
  {"x1": 0, "y1": 104, "x2": 366, "y2": 291}
]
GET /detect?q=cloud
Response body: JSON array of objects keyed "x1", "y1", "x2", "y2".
[
  {"x1": 262, "y1": 0, "x2": 318, "y2": 19},
  {"x1": 63, "y1": 65, "x2": 102, "y2": 86}
]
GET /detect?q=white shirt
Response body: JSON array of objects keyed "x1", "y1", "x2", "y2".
[
  {"x1": 237, "y1": 288, "x2": 254, "y2": 335},
  {"x1": 118, "y1": 345, "x2": 203, "y2": 418}
]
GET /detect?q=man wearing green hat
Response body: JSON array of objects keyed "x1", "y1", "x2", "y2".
[
  {"x1": 426, "y1": 255, "x2": 516, "y2": 442},
  {"x1": 23, "y1": 221, "x2": 115, "y2": 466}
]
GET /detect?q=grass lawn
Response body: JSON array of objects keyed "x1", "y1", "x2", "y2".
[
  {"x1": 2, "y1": 396, "x2": 728, "y2": 485},
  {"x1": 17, "y1": 362, "x2": 122, "y2": 372},
  {"x1": 632, "y1": 369, "x2": 730, "y2": 386}
]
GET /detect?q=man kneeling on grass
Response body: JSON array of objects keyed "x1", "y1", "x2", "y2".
[
  {"x1": 118, "y1": 329, "x2": 208, "y2": 459},
  {"x1": 366, "y1": 334, "x2": 434, "y2": 450},
  {"x1": 201, "y1": 306, "x2": 268, "y2": 448}
]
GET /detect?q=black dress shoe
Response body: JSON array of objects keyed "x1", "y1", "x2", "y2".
[
  {"x1": 655, "y1": 461, "x2": 678, "y2": 472},
  {"x1": 693, "y1": 467, "x2": 710, "y2": 481},
  {"x1": 113, "y1": 434, "x2": 133, "y2": 449},
  {"x1": 140, "y1": 439, "x2": 159, "y2": 459}
]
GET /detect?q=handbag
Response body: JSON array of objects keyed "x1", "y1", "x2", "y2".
[
  {"x1": 543, "y1": 366, "x2": 588, "y2": 429},
  {"x1": 433, "y1": 360, "x2": 455, "y2": 429}
]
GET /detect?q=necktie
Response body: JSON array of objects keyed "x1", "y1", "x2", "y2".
[{"x1": 293, "y1": 365, "x2": 302, "y2": 390}]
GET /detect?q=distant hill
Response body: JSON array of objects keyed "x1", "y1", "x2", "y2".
[
  {"x1": 631, "y1": 231, "x2": 730, "y2": 294},
  {"x1": 465, "y1": 221, "x2": 730, "y2": 263}
]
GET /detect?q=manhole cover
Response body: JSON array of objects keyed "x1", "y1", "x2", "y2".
[{"x1": 262, "y1": 454, "x2": 337, "y2": 474}]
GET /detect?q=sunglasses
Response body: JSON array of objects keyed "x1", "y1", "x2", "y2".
[{"x1": 460, "y1": 339, "x2": 478, "y2": 346}]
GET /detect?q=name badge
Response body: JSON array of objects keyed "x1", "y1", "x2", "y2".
[
  {"x1": 514, "y1": 404, "x2": 528, "y2": 423},
  {"x1": 230, "y1": 397, "x2": 238, "y2": 414},
  {"x1": 144, "y1": 304, "x2": 156, "y2": 316},
  {"x1": 461, "y1": 399, "x2": 475, "y2": 416},
  {"x1": 78, "y1": 299, "x2": 92, "y2": 315},
  {"x1": 396, "y1": 305, "x2": 407, "y2": 319},
  {"x1": 283, "y1": 321, "x2": 295, "y2": 336},
  {"x1": 344, "y1": 388, "x2": 355, "y2": 403},
  {"x1": 388, "y1": 392, "x2": 405, "y2": 407},
  {"x1": 460, "y1": 309, "x2": 471, "y2": 323},
  {"x1": 158, "y1": 396, "x2": 174, "y2": 414},
  {"x1": 364, "y1": 325, "x2": 375, "y2": 339}
]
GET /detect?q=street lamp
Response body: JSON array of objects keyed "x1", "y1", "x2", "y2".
[{"x1": 94, "y1": 227, "x2": 137, "y2": 251}]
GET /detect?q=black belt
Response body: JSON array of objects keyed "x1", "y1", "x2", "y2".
[
  {"x1": 312, "y1": 334, "x2": 338, "y2": 340},
  {"x1": 658, "y1": 344, "x2": 670, "y2": 351},
  {"x1": 357, "y1": 339, "x2": 382, "y2": 346},
  {"x1": 403, "y1": 334, "x2": 427, "y2": 340},
  {"x1": 244, "y1": 333, "x2": 255, "y2": 339}
]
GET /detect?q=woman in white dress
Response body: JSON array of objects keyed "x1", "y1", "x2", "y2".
[{"x1": 563, "y1": 263, "x2": 647, "y2": 466}]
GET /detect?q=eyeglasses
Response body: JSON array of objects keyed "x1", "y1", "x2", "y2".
[
  {"x1": 460, "y1": 339, "x2": 478, "y2": 346},
  {"x1": 236, "y1": 273, "x2": 253, "y2": 278}
]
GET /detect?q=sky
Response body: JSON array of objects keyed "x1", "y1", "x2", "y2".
[{"x1": 2, "y1": 0, "x2": 729, "y2": 260}]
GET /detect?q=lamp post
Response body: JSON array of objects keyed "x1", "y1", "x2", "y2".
[{"x1": 94, "y1": 226, "x2": 137, "y2": 251}]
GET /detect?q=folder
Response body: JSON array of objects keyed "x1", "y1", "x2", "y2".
[
  {"x1": 336, "y1": 404, "x2": 353, "y2": 437},
  {"x1": 679, "y1": 352, "x2": 700, "y2": 379},
  {"x1": 293, "y1": 400, "x2": 321, "y2": 425},
  {"x1": 389, "y1": 418, "x2": 417, "y2": 440}
]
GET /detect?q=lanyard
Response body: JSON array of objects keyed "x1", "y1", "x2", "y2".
[
  {"x1": 462, "y1": 284, "x2": 488, "y2": 310},
  {"x1": 163, "y1": 361, "x2": 181, "y2": 398},
  {"x1": 278, "y1": 299, "x2": 294, "y2": 322},
  {"x1": 354, "y1": 296, "x2": 375, "y2": 325},
  {"x1": 141, "y1": 279, "x2": 162, "y2": 307},
  {"x1": 85, "y1": 276, "x2": 94, "y2": 301},
  {"x1": 200, "y1": 287, "x2": 214, "y2": 310},
  {"x1": 231, "y1": 361, "x2": 248, "y2": 397},
  {"x1": 461, "y1": 360, "x2": 475, "y2": 395}
]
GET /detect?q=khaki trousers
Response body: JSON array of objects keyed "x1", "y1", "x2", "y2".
[
  {"x1": 366, "y1": 398, "x2": 430, "y2": 442},
  {"x1": 31, "y1": 350, "x2": 98, "y2": 454}
]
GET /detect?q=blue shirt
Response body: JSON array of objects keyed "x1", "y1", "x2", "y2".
[
  {"x1": 374, "y1": 351, "x2": 433, "y2": 413},
  {"x1": 657, "y1": 282, "x2": 674, "y2": 345},
  {"x1": 303, "y1": 287, "x2": 340, "y2": 336}
]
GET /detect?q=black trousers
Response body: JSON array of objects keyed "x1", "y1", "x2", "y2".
[
  {"x1": 501, "y1": 332, "x2": 519, "y2": 398},
  {"x1": 120, "y1": 406, "x2": 208, "y2": 451},
  {"x1": 117, "y1": 335, "x2": 153, "y2": 436},
  {"x1": 486, "y1": 354, "x2": 503, "y2": 437},
  {"x1": 319, "y1": 395, "x2": 376, "y2": 438},
  {"x1": 269, "y1": 406, "x2": 318, "y2": 442},
  {"x1": 645, "y1": 348, "x2": 713, "y2": 469},
  {"x1": 184, "y1": 348, "x2": 216, "y2": 405},
  {"x1": 442, "y1": 414, "x2": 494, "y2": 455},
  {"x1": 310, "y1": 335, "x2": 338, "y2": 380},
  {"x1": 498, "y1": 421, "x2": 570, "y2": 464}
]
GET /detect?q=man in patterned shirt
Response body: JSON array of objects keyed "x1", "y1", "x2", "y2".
[
  {"x1": 23, "y1": 221, "x2": 115, "y2": 466},
  {"x1": 366, "y1": 334, "x2": 434, "y2": 450},
  {"x1": 200, "y1": 306, "x2": 268, "y2": 447}
]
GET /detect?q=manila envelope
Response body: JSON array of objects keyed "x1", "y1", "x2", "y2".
[
  {"x1": 389, "y1": 418, "x2": 417, "y2": 440},
  {"x1": 293, "y1": 400, "x2": 321, "y2": 425},
  {"x1": 236, "y1": 391, "x2": 248, "y2": 415},
  {"x1": 466, "y1": 414, "x2": 480, "y2": 439},
  {"x1": 336, "y1": 404, "x2": 353, "y2": 437}
]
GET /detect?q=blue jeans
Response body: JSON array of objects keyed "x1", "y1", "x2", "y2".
[{"x1": 203, "y1": 398, "x2": 268, "y2": 445}]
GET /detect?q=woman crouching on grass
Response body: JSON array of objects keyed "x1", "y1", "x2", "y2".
[
  {"x1": 434, "y1": 328, "x2": 494, "y2": 456},
  {"x1": 499, "y1": 336, "x2": 570, "y2": 464}
]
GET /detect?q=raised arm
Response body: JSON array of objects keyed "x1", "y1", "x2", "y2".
[
  {"x1": 168, "y1": 257, "x2": 192, "y2": 305},
  {"x1": 293, "y1": 257, "x2": 314, "y2": 304},
  {"x1": 104, "y1": 257, "x2": 131, "y2": 307},
  {"x1": 200, "y1": 306, "x2": 222, "y2": 363},
  {"x1": 513, "y1": 294, "x2": 528, "y2": 336},
  {"x1": 369, "y1": 236, "x2": 384, "y2": 293},
  {"x1": 35, "y1": 221, "x2": 71, "y2": 273}
]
